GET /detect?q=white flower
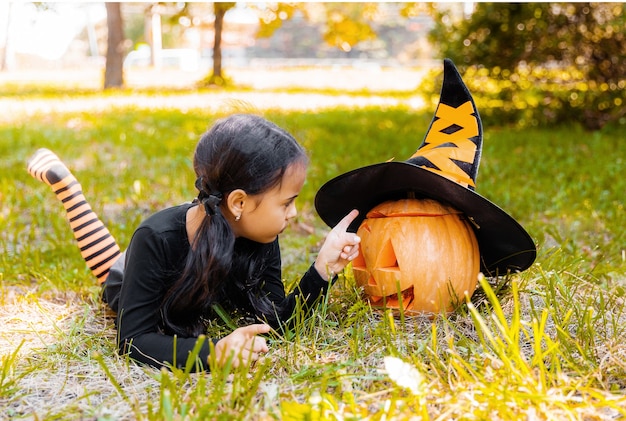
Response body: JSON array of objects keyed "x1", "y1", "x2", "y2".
[{"x1": 384, "y1": 356, "x2": 423, "y2": 395}]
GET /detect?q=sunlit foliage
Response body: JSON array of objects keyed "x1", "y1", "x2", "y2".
[{"x1": 431, "y1": 2, "x2": 626, "y2": 130}]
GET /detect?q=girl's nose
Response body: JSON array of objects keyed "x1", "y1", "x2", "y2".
[{"x1": 287, "y1": 203, "x2": 298, "y2": 220}]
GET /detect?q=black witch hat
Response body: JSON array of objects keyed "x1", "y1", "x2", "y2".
[{"x1": 315, "y1": 59, "x2": 536, "y2": 275}]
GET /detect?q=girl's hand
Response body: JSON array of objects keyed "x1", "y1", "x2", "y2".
[
  {"x1": 314, "y1": 209, "x2": 361, "y2": 280},
  {"x1": 214, "y1": 323, "x2": 271, "y2": 368}
]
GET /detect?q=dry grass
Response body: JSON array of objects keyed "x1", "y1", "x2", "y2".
[{"x1": 0, "y1": 287, "x2": 156, "y2": 418}]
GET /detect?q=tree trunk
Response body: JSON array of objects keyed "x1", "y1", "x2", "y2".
[
  {"x1": 198, "y1": 2, "x2": 234, "y2": 86},
  {"x1": 146, "y1": 5, "x2": 162, "y2": 69},
  {"x1": 104, "y1": 2, "x2": 124, "y2": 89},
  {"x1": 212, "y1": 3, "x2": 226, "y2": 81},
  {"x1": 1, "y1": 2, "x2": 13, "y2": 71}
]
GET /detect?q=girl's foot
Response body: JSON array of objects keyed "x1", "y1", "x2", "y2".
[{"x1": 27, "y1": 148, "x2": 74, "y2": 187}]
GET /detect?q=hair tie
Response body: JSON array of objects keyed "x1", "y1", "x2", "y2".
[
  {"x1": 202, "y1": 193, "x2": 222, "y2": 216},
  {"x1": 195, "y1": 176, "x2": 222, "y2": 216}
]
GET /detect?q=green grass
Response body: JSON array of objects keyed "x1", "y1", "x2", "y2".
[{"x1": 1, "y1": 83, "x2": 625, "y2": 419}]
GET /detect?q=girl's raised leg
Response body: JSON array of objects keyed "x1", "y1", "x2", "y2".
[{"x1": 27, "y1": 148, "x2": 121, "y2": 284}]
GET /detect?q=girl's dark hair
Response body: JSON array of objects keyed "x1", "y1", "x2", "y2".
[{"x1": 161, "y1": 114, "x2": 308, "y2": 337}]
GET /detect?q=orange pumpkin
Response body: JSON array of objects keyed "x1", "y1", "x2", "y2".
[{"x1": 351, "y1": 198, "x2": 480, "y2": 314}]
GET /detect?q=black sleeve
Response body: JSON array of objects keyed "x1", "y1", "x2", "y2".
[
  {"x1": 259, "y1": 240, "x2": 333, "y2": 324},
  {"x1": 116, "y1": 226, "x2": 213, "y2": 370}
]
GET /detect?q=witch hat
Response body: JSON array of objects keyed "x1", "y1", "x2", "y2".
[{"x1": 315, "y1": 59, "x2": 536, "y2": 275}]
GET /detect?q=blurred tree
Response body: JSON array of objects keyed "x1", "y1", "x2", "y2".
[
  {"x1": 432, "y1": 3, "x2": 625, "y2": 71},
  {"x1": 252, "y1": 3, "x2": 432, "y2": 61},
  {"x1": 194, "y1": 3, "x2": 427, "y2": 84},
  {"x1": 322, "y1": 3, "x2": 377, "y2": 53},
  {"x1": 192, "y1": 2, "x2": 235, "y2": 86},
  {"x1": 431, "y1": 2, "x2": 626, "y2": 130},
  {"x1": 199, "y1": 2, "x2": 380, "y2": 84},
  {"x1": 208, "y1": 2, "x2": 235, "y2": 85},
  {"x1": 104, "y1": 2, "x2": 125, "y2": 89},
  {"x1": 255, "y1": 3, "x2": 382, "y2": 54},
  {"x1": 256, "y1": 3, "x2": 303, "y2": 38},
  {"x1": 1, "y1": 3, "x2": 13, "y2": 71}
]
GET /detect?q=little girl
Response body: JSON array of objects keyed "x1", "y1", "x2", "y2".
[{"x1": 27, "y1": 114, "x2": 360, "y2": 371}]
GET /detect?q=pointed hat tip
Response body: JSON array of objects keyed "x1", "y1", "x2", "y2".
[
  {"x1": 407, "y1": 58, "x2": 482, "y2": 188},
  {"x1": 440, "y1": 59, "x2": 473, "y2": 108}
]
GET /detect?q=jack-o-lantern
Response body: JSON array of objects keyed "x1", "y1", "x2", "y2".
[
  {"x1": 315, "y1": 59, "x2": 536, "y2": 315},
  {"x1": 351, "y1": 198, "x2": 479, "y2": 314}
]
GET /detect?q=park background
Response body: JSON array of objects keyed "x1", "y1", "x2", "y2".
[{"x1": 0, "y1": 2, "x2": 625, "y2": 420}]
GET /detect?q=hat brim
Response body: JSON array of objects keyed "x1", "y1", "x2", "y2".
[{"x1": 314, "y1": 161, "x2": 536, "y2": 275}]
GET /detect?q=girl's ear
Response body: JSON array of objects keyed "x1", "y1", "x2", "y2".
[{"x1": 226, "y1": 189, "x2": 247, "y2": 217}]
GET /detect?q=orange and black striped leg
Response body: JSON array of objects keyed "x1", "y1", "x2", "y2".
[{"x1": 27, "y1": 149, "x2": 121, "y2": 284}]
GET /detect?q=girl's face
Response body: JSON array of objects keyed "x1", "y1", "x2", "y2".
[{"x1": 235, "y1": 163, "x2": 307, "y2": 243}]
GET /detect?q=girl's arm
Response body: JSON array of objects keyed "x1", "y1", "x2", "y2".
[
  {"x1": 259, "y1": 210, "x2": 361, "y2": 324},
  {"x1": 116, "y1": 226, "x2": 213, "y2": 370}
]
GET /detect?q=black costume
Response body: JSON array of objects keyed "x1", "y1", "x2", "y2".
[{"x1": 103, "y1": 203, "x2": 330, "y2": 370}]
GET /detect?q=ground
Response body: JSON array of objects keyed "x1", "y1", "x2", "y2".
[{"x1": 0, "y1": 64, "x2": 429, "y2": 123}]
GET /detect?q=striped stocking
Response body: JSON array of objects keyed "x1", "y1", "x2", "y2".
[{"x1": 27, "y1": 149, "x2": 121, "y2": 284}]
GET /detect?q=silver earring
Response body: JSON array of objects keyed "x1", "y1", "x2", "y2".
[{"x1": 235, "y1": 214, "x2": 241, "y2": 222}]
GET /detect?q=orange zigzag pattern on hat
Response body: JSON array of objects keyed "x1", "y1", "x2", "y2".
[{"x1": 410, "y1": 101, "x2": 478, "y2": 188}]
